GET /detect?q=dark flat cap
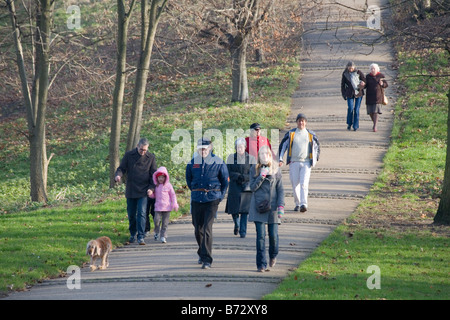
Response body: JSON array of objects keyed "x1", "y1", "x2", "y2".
[{"x1": 250, "y1": 123, "x2": 261, "y2": 130}]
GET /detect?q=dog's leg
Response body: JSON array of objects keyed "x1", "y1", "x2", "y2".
[
  {"x1": 100, "y1": 254, "x2": 107, "y2": 270},
  {"x1": 105, "y1": 252, "x2": 110, "y2": 268},
  {"x1": 90, "y1": 256, "x2": 98, "y2": 271}
]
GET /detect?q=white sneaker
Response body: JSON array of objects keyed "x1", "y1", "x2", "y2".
[{"x1": 160, "y1": 237, "x2": 167, "y2": 243}]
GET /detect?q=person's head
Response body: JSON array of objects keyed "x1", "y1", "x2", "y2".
[
  {"x1": 346, "y1": 61, "x2": 355, "y2": 72},
  {"x1": 370, "y1": 63, "x2": 380, "y2": 76},
  {"x1": 156, "y1": 172, "x2": 166, "y2": 184},
  {"x1": 255, "y1": 145, "x2": 277, "y2": 176},
  {"x1": 258, "y1": 145, "x2": 272, "y2": 166},
  {"x1": 296, "y1": 113, "x2": 307, "y2": 130},
  {"x1": 197, "y1": 138, "x2": 212, "y2": 158},
  {"x1": 250, "y1": 123, "x2": 261, "y2": 137},
  {"x1": 235, "y1": 137, "x2": 246, "y2": 155},
  {"x1": 137, "y1": 138, "x2": 149, "y2": 156}
]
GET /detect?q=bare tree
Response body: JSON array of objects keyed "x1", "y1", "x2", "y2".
[
  {"x1": 109, "y1": 0, "x2": 137, "y2": 187},
  {"x1": 435, "y1": 88, "x2": 450, "y2": 224},
  {"x1": 204, "y1": 0, "x2": 273, "y2": 103},
  {"x1": 126, "y1": 0, "x2": 168, "y2": 151},
  {"x1": 389, "y1": 0, "x2": 450, "y2": 224},
  {"x1": 5, "y1": 0, "x2": 55, "y2": 202}
]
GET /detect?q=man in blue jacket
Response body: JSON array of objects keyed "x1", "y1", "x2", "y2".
[{"x1": 186, "y1": 138, "x2": 229, "y2": 269}]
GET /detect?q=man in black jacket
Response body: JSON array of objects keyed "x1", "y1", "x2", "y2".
[{"x1": 115, "y1": 138, "x2": 157, "y2": 245}]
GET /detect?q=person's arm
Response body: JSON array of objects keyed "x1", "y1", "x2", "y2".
[
  {"x1": 114, "y1": 153, "x2": 128, "y2": 182},
  {"x1": 218, "y1": 163, "x2": 229, "y2": 200},
  {"x1": 147, "y1": 155, "x2": 157, "y2": 196}
]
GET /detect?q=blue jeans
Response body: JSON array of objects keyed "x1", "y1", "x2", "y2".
[
  {"x1": 232, "y1": 213, "x2": 248, "y2": 237},
  {"x1": 347, "y1": 96, "x2": 362, "y2": 130},
  {"x1": 127, "y1": 197, "x2": 148, "y2": 241},
  {"x1": 254, "y1": 222, "x2": 279, "y2": 269}
]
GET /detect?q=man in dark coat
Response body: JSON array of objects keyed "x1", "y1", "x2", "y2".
[{"x1": 115, "y1": 138, "x2": 157, "y2": 245}]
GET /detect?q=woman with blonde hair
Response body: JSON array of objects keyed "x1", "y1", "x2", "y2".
[{"x1": 248, "y1": 145, "x2": 284, "y2": 272}]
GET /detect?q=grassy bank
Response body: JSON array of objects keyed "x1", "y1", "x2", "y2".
[
  {"x1": 0, "y1": 62, "x2": 298, "y2": 295},
  {"x1": 264, "y1": 49, "x2": 449, "y2": 300}
]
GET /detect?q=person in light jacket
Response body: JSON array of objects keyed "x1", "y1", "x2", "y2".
[
  {"x1": 248, "y1": 145, "x2": 284, "y2": 272},
  {"x1": 278, "y1": 113, "x2": 320, "y2": 212},
  {"x1": 149, "y1": 166, "x2": 179, "y2": 243}
]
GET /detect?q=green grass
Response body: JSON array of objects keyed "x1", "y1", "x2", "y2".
[
  {"x1": 0, "y1": 61, "x2": 299, "y2": 295},
  {"x1": 0, "y1": 199, "x2": 128, "y2": 292},
  {"x1": 265, "y1": 226, "x2": 448, "y2": 300},
  {"x1": 264, "y1": 48, "x2": 449, "y2": 300}
]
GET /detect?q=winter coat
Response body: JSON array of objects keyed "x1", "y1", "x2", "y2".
[
  {"x1": 225, "y1": 152, "x2": 255, "y2": 214},
  {"x1": 149, "y1": 166, "x2": 179, "y2": 212},
  {"x1": 115, "y1": 148, "x2": 157, "y2": 198},
  {"x1": 248, "y1": 165, "x2": 284, "y2": 224},
  {"x1": 278, "y1": 128, "x2": 320, "y2": 167},
  {"x1": 341, "y1": 69, "x2": 366, "y2": 99},
  {"x1": 185, "y1": 152, "x2": 229, "y2": 203},
  {"x1": 365, "y1": 72, "x2": 388, "y2": 105}
]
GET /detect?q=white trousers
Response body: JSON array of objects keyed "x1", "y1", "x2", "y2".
[{"x1": 289, "y1": 161, "x2": 311, "y2": 207}]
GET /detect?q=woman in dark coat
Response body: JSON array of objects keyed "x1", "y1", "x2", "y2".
[
  {"x1": 365, "y1": 63, "x2": 388, "y2": 132},
  {"x1": 341, "y1": 61, "x2": 366, "y2": 131},
  {"x1": 248, "y1": 145, "x2": 284, "y2": 272},
  {"x1": 225, "y1": 138, "x2": 255, "y2": 238}
]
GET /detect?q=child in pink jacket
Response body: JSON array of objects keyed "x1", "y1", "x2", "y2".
[{"x1": 150, "y1": 166, "x2": 179, "y2": 243}]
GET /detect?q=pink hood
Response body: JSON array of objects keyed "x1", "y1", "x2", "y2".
[
  {"x1": 151, "y1": 166, "x2": 178, "y2": 212},
  {"x1": 152, "y1": 166, "x2": 170, "y2": 185}
]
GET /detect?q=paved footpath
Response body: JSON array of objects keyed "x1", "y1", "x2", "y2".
[{"x1": 4, "y1": 0, "x2": 396, "y2": 300}]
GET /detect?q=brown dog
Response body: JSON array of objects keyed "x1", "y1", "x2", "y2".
[{"x1": 86, "y1": 236, "x2": 112, "y2": 271}]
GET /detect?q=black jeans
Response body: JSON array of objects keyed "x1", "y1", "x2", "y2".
[
  {"x1": 191, "y1": 199, "x2": 220, "y2": 264},
  {"x1": 145, "y1": 197, "x2": 155, "y2": 233}
]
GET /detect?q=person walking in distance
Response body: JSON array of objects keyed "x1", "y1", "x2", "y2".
[
  {"x1": 278, "y1": 114, "x2": 320, "y2": 212},
  {"x1": 341, "y1": 61, "x2": 366, "y2": 131},
  {"x1": 245, "y1": 123, "x2": 272, "y2": 160},
  {"x1": 364, "y1": 63, "x2": 388, "y2": 132}
]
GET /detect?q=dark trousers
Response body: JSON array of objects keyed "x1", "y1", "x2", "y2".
[
  {"x1": 145, "y1": 197, "x2": 155, "y2": 233},
  {"x1": 191, "y1": 200, "x2": 220, "y2": 264}
]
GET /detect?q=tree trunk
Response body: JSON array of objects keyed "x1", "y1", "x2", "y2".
[
  {"x1": 29, "y1": 0, "x2": 53, "y2": 202},
  {"x1": 434, "y1": 88, "x2": 450, "y2": 225},
  {"x1": 230, "y1": 34, "x2": 249, "y2": 103},
  {"x1": 126, "y1": 0, "x2": 167, "y2": 151},
  {"x1": 109, "y1": 0, "x2": 136, "y2": 188},
  {"x1": 7, "y1": 0, "x2": 53, "y2": 202}
]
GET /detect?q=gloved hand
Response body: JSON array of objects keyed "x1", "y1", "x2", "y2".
[{"x1": 260, "y1": 167, "x2": 269, "y2": 177}]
